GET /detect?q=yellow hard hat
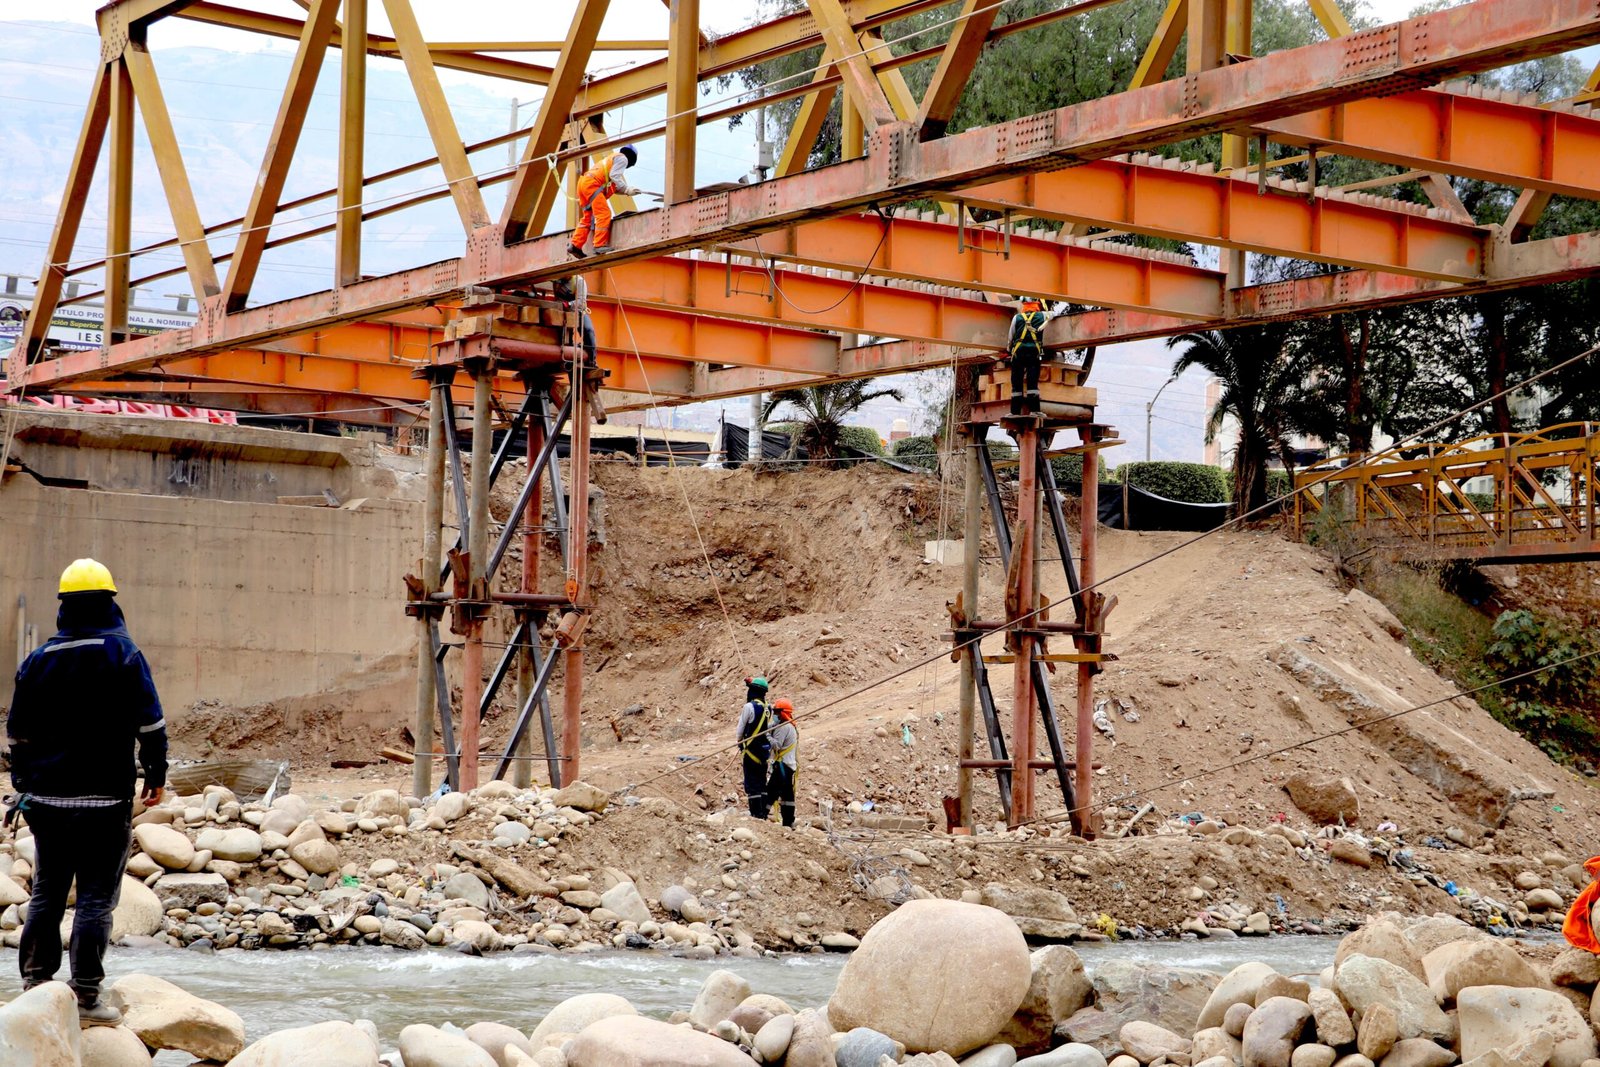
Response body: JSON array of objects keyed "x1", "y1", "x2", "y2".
[{"x1": 59, "y1": 558, "x2": 117, "y2": 596}]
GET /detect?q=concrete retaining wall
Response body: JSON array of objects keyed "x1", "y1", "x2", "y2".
[{"x1": 1, "y1": 412, "x2": 421, "y2": 721}]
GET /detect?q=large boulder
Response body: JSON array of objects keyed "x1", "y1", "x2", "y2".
[
  {"x1": 566, "y1": 1016, "x2": 757, "y2": 1066},
  {"x1": 782, "y1": 1009, "x2": 835, "y2": 1067},
  {"x1": 1336, "y1": 922, "x2": 1426, "y2": 982},
  {"x1": 529, "y1": 993, "x2": 638, "y2": 1047},
  {"x1": 193, "y1": 827, "x2": 262, "y2": 863},
  {"x1": 996, "y1": 946, "x2": 1095, "y2": 1056},
  {"x1": 464, "y1": 1021, "x2": 532, "y2": 1067},
  {"x1": 1333, "y1": 956, "x2": 1452, "y2": 1043},
  {"x1": 131, "y1": 823, "x2": 193, "y2": 871},
  {"x1": 226, "y1": 1021, "x2": 380, "y2": 1067},
  {"x1": 1243, "y1": 997, "x2": 1313, "y2": 1067},
  {"x1": 152, "y1": 873, "x2": 228, "y2": 911},
  {"x1": 1549, "y1": 948, "x2": 1600, "y2": 989},
  {"x1": 106, "y1": 876, "x2": 163, "y2": 940},
  {"x1": 550, "y1": 781, "x2": 609, "y2": 813},
  {"x1": 982, "y1": 883, "x2": 1084, "y2": 940},
  {"x1": 828, "y1": 900, "x2": 1031, "y2": 1056},
  {"x1": 600, "y1": 880, "x2": 652, "y2": 926},
  {"x1": 79, "y1": 1025, "x2": 152, "y2": 1067},
  {"x1": 112, "y1": 973, "x2": 245, "y2": 1062},
  {"x1": 1457, "y1": 986, "x2": 1597, "y2": 1067},
  {"x1": 1421, "y1": 941, "x2": 1546, "y2": 1003},
  {"x1": 63, "y1": 877, "x2": 164, "y2": 941},
  {"x1": 1120, "y1": 1021, "x2": 1192, "y2": 1062},
  {"x1": 1016, "y1": 1044, "x2": 1106, "y2": 1067},
  {"x1": 1285, "y1": 774, "x2": 1360, "y2": 824},
  {"x1": 1307, "y1": 989, "x2": 1355, "y2": 1047},
  {"x1": 1198, "y1": 964, "x2": 1279, "y2": 1032},
  {"x1": 355, "y1": 789, "x2": 410, "y2": 820},
  {"x1": 1403, "y1": 917, "x2": 1485, "y2": 959},
  {"x1": 0, "y1": 982, "x2": 81, "y2": 1066},
  {"x1": 1060, "y1": 963, "x2": 1221, "y2": 1056},
  {"x1": 689, "y1": 970, "x2": 751, "y2": 1030},
  {"x1": 399, "y1": 1025, "x2": 498, "y2": 1067}
]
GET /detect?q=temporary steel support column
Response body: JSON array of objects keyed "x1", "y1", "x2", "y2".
[
  {"x1": 1010, "y1": 423, "x2": 1041, "y2": 824},
  {"x1": 456, "y1": 366, "x2": 494, "y2": 789},
  {"x1": 563, "y1": 362, "x2": 596, "y2": 784},
  {"x1": 411, "y1": 368, "x2": 452, "y2": 797}
]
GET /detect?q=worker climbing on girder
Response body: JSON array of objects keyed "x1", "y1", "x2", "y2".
[
  {"x1": 567, "y1": 145, "x2": 641, "y2": 259},
  {"x1": 1005, "y1": 296, "x2": 1056, "y2": 415},
  {"x1": 735, "y1": 676, "x2": 772, "y2": 819},
  {"x1": 765, "y1": 698, "x2": 799, "y2": 829}
]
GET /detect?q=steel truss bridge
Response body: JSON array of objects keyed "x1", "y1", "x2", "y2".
[{"x1": 8, "y1": 0, "x2": 1600, "y2": 833}]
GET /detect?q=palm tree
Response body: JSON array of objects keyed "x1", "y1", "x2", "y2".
[
  {"x1": 761, "y1": 380, "x2": 905, "y2": 466},
  {"x1": 1166, "y1": 326, "x2": 1305, "y2": 517}
]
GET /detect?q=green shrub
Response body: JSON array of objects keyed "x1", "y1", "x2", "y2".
[
  {"x1": 1047, "y1": 452, "x2": 1109, "y2": 492},
  {"x1": 1485, "y1": 609, "x2": 1598, "y2": 707},
  {"x1": 840, "y1": 425, "x2": 885, "y2": 456},
  {"x1": 1265, "y1": 469, "x2": 1292, "y2": 500},
  {"x1": 891, "y1": 435, "x2": 940, "y2": 470},
  {"x1": 1116, "y1": 461, "x2": 1229, "y2": 503}
]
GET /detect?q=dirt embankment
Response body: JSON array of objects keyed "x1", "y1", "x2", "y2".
[{"x1": 195, "y1": 461, "x2": 1600, "y2": 936}]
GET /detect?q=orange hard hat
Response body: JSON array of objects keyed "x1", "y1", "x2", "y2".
[
  {"x1": 773, "y1": 698, "x2": 795, "y2": 718},
  {"x1": 1020, "y1": 297, "x2": 1043, "y2": 310}
]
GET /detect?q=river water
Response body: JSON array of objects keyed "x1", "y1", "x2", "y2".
[{"x1": 0, "y1": 937, "x2": 1340, "y2": 1063}]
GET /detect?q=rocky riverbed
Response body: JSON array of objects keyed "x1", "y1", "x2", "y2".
[
  {"x1": 0, "y1": 901, "x2": 1590, "y2": 1067},
  {"x1": 0, "y1": 773, "x2": 1583, "y2": 967}
]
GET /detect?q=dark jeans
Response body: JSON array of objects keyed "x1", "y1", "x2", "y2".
[
  {"x1": 20, "y1": 801, "x2": 132, "y2": 1005},
  {"x1": 766, "y1": 763, "x2": 796, "y2": 827},
  {"x1": 1010, "y1": 353, "x2": 1041, "y2": 411},
  {"x1": 741, "y1": 753, "x2": 769, "y2": 818}
]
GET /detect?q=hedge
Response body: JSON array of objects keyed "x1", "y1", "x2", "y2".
[
  {"x1": 1224, "y1": 468, "x2": 1294, "y2": 501},
  {"x1": 1116, "y1": 461, "x2": 1230, "y2": 504},
  {"x1": 840, "y1": 425, "x2": 886, "y2": 456},
  {"x1": 891, "y1": 435, "x2": 940, "y2": 470},
  {"x1": 1048, "y1": 452, "x2": 1109, "y2": 491}
]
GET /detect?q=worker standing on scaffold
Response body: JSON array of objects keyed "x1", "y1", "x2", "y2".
[
  {"x1": 1006, "y1": 296, "x2": 1051, "y2": 415},
  {"x1": 735, "y1": 677, "x2": 772, "y2": 819},
  {"x1": 567, "y1": 145, "x2": 640, "y2": 259}
]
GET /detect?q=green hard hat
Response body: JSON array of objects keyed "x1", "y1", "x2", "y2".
[{"x1": 750, "y1": 676, "x2": 769, "y2": 690}]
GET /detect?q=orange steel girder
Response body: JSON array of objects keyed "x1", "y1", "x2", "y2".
[
  {"x1": 959, "y1": 163, "x2": 1487, "y2": 281},
  {"x1": 1258, "y1": 87, "x2": 1600, "y2": 199}
]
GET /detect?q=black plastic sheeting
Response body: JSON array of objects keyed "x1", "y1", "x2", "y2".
[
  {"x1": 1097, "y1": 481, "x2": 1230, "y2": 532},
  {"x1": 720, "y1": 421, "x2": 797, "y2": 466}
]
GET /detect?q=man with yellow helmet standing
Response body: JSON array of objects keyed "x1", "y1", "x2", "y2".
[{"x1": 7, "y1": 559, "x2": 167, "y2": 1026}]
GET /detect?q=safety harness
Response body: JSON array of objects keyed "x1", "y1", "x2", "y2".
[
  {"x1": 1010, "y1": 309, "x2": 1047, "y2": 358},
  {"x1": 579, "y1": 154, "x2": 620, "y2": 212},
  {"x1": 740, "y1": 698, "x2": 772, "y2": 760}
]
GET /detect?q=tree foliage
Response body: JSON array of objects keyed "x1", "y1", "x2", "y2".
[
  {"x1": 1115, "y1": 461, "x2": 1230, "y2": 504},
  {"x1": 761, "y1": 380, "x2": 904, "y2": 464}
]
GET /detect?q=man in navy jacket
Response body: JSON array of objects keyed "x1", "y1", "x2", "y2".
[{"x1": 8, "y1": 559, "x2": 167, "y2": 1026}]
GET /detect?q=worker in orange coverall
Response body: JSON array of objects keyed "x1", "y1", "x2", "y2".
[{"x1": 567, "y1": 145, "x2": 639, "y2": 259}]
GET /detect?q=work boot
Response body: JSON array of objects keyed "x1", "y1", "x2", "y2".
[
  {"x1": 591, "y1": 243, "x2": 612, "y2": 255},
  {"x1": 1010, "y1": 394, "x2": 1023, "y2": 416},
  {"x1": 77, "y1": 999, "x2": 123, "y2": 1028},
  {"x1": 567, "y1": 244, "x2": 588, "y2": 259}
]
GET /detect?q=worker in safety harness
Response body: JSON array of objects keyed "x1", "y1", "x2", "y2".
[
  {"x1": 765, "y1": 698, "x2": 799, "y2": 828},
  {"x1": 735, "y1": 677, "x2": 772, "y2": 818},
  {"x1": 567, "y1": 145, "x2": 641, "y2": 259},
  {"x1": 1005, "y1": 297, "x2": 1052, "y2": 415},
  {"x1": 7, "y1": 559, "x2": 167, "y2": 1027}
]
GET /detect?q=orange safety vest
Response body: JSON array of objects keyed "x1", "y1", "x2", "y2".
[
  {"x1": 1563, "y1": 856, "x2": 1600, "y2": 952},
  {"x1": 580, "y1": 154, "x2": 621, "y2": 209}
]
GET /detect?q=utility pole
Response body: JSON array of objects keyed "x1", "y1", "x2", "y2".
[
  {"x1": 749, "y1": 392, "x2": 763, "y2": 468},
  {"x1": 1145, "y1": 375, "x2": 1179, "y2": 462}
]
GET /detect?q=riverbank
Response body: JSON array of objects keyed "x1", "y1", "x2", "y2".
[
  {"x1": 0, "y1": 906, "x2": 1586, "y2": 1066},
  {"x1": 0, "y1": 776, "x2": 1588, "y2": 969}
]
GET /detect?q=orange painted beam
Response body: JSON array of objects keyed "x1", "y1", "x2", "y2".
[
  {"x1": 716, "y1": 211, "x2": 1225, "y2": 318},
  {"x1": 1049, "y1": 228, "x2": 1600, "y2": 346},
  {"x1": 960, "y1": 162, "x2": 1487, "y2": 282},
  {"x1": 588, "y1": 256, "x2": 1010, "y2": 349},
  {"x1": 1260, "y1": 88, "x2": 1600, "y2": 200},
  {"x1": 15, "y1": 0, "x2": 1600, "y2": 393}
]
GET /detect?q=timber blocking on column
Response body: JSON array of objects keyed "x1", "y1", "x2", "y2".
[{"x1": 952, "y1": 356, "x2": 1121, "y2": 836}]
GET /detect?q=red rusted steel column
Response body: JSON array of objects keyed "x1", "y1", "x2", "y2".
[
  {"x1": 1076, "y1": 438, "x2": 1100, "y2": 835},
  {"x1": 562, "y1": 367, "x2": 593, "y2": 784},
  {"x1": 1011, "y1": 423, "x2": 1040, "y2": 826},
  {"x1": 459, "y1": 365, "x2": 493, "y2": 791},
  {"x1": 512, "y1": 386, "x2": 546, "y2": 789}
]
